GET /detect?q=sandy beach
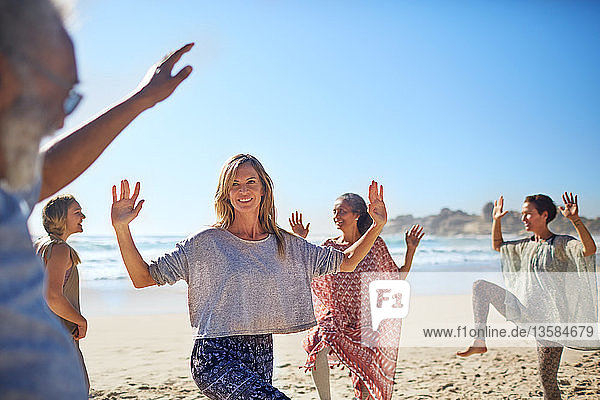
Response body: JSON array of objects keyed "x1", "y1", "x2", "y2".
[{"x1": 80, "y1": 289, "x2": 600, "y2": 399}]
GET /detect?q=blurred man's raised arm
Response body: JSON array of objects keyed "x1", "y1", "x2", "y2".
[{"x1": 38, "y1": 43, "x2": 194, "y2": 201}]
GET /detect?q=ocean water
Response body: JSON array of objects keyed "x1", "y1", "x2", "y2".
[
  {"x1": 59, "y1": 233, "x2": 598, "y2": 316},
  {"x1": 67, "y1": 233, "x2": 505, "y2": 291}
]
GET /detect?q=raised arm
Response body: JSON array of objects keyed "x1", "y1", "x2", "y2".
[
  {"x1": 340, "y1": 181, "x2": 387, "y2": 272},
  {"x1": 559, "y1": 192, "x2": 597, "y2": 257},
  {"x1": 491, "y1": 196, "x2": 508, "y2": 252},
  {"x1": 44, "y1": 244, "x2": 87, "y2": 340},
  {"x1": 111, "y1": 180, "x2": 157, "y2": 288},
  {"x1": 398, "y1": 224, "x2": 424, "y2": 279},
  {"x1": 39, "y1": 43, "x2": 194, "y2": 201},
  {"x1": 289, "y1": 211, "x2": 310, "y2": 239}
]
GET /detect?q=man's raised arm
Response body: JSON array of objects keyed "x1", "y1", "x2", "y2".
[{"x1": 38, "y1": 43, "x2": 194, "y2": 201}]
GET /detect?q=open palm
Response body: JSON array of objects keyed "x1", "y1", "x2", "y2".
[
  {"x1": 289, "y1": 211, "x2": 310, "y2": 239},
  {"x1": 111, "y1": 180, "x2": 144, "y2": 227},
  {"x1": 136, "y1": 43, "x2": 194, "y2": 107},
  {"x1": 405, "y1": 224, "x2": 425, "y2": 249},
  {"x1": 559, "y1": 192, "x2": 579, "y2": 221},
  {"x1": 367, "y1": 180, "x2": 387, "y2": 227},
  {"x1": 492, "y1": 196, "x2": 509, "y2": 221}
]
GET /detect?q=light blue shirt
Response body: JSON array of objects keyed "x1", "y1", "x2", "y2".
[{"x1": 0, "y1": 182, "x2": 87, "y2": 399}]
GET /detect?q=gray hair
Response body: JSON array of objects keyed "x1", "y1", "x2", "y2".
[
  {"x1": 336, "y1": 193, "x2": 373, "y2": 236},
  {"x1": 0, "y1": 0, "x2": 65, "y2": 71}
]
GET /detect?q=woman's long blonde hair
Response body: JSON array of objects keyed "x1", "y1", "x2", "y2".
[
  {"x1": 214, "y1": 154, "x2": 286, "y2": 256},
  {"x1": 40, "y1": 194, "x2": 81, "y2": 265}
]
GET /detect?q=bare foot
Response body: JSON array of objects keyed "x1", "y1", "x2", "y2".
[{"x1": 457, "y1": 340, "x2": 487, "y2": 357}]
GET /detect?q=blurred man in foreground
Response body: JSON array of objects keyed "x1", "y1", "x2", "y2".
[{"x1": 0, "y1": 0, "x2": 193, "y2": 397}]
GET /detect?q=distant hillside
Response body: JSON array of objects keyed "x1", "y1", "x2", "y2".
[{"x1": 384, "y1": 202, "x2": 600, "y2": 236}]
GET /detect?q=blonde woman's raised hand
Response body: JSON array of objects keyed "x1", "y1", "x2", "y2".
[
  {"x1": 367, "y1": 180, "x2": 387, "y2": 228},
  {"x1": 289, "y1": 211, "x2": 310, "y2": 239},
  {"x1": 559, "y1": 192, "x2": 580, "y2": 221},
  {"x1": 492, "y1": 196, "x2": 509, "y2": 221},
  {"x1": 405, "y1": 224, "x2": 425, "y2": 250},
  {"x1": 111, "y1": 180, "x2": 144, "y2": 228}
]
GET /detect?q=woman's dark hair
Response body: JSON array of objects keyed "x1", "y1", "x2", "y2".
[
  {"x1": 336, "y1": 193, "x2": 372, "y2": 236},
  {"x1": 524, "y1": 194, "x2": 557, "y2": 224}
]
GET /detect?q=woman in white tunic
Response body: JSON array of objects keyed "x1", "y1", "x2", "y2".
[{"x1": 458, "y1": 193, "x2": 598, "y2": 400}]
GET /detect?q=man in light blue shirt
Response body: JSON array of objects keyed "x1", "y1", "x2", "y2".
[{"x1": 0, "y1": 1, "x2": 193, "y2": 397}]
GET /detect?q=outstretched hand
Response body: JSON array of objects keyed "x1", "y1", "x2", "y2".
[
  {"x1": 289, "y1": 211, "x2": 310, "y2": 239},
  {"x1": 405, "y1": 224, "x2": 425, "y2": 249},
  {"x1": 367, "y1": 180, "x2": 387, "y2": 228},
  {"x1": 559, "y1": 192, "x2": 579, "y2": 221},
  {"x1": 492, "y1": 196, "x2": 509, "y2": 221},
  {"x1": 111, "y1": 180, "x2": 144, "y2": 228},
  {"x1": 135, "y1": 43, "x2": 194, "y2": 107}
]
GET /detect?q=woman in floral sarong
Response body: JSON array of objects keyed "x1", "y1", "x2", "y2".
[{"x1": 290, "y1": 193, "x2": 424, "y2": 400}]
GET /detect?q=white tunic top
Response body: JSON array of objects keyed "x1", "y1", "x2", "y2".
[{"x1": 501, "y1": 235, "x2": 599, "y2": 349}]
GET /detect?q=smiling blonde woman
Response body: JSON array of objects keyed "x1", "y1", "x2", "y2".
[{"x1": 110, "y1": 153, "x2": 389, "y2": 399}]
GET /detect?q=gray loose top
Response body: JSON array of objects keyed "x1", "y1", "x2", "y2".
[{"x1": 148, "y1": 228, "x2": 344, "y2": 338}]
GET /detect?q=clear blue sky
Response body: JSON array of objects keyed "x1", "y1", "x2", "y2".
[{"x1": 29, "y1": 0, "x2": 600, "y2": 237}]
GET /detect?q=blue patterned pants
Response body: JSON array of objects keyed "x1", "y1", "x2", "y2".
[{"x1": 191, "y1": 334, "x2": 290, "y2": 400}]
